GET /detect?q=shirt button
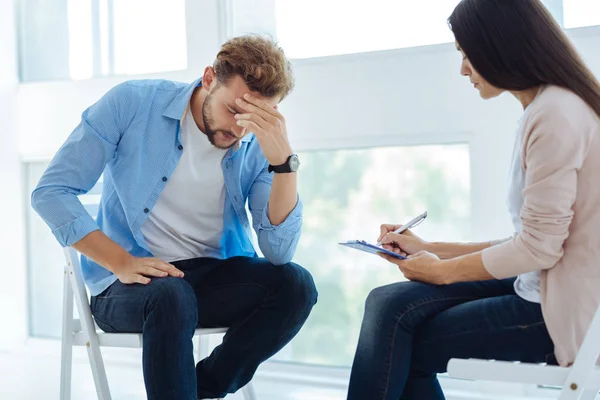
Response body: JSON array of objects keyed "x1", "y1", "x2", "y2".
[
  {"x1": 143, "y1": 208, "x2": 149, "y2": 213},
  {"x1": 178, "y1": 145, "x2": 183, "y2": 150},
  {"x1": 162, "y1": 176, "x2": 167, "y2": 182}
]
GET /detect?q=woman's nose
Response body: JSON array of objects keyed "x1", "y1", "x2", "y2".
[{"x1": 460, "y1": 60, "x2": 471, "y2": 77}]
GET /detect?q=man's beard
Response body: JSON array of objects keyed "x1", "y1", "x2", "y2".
[{"x1": 202, "y1": 93, "x2": 239, "y2": 150}]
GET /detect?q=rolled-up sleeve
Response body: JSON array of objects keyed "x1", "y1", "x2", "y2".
[
  {"x1": 248, "y1": 166, "x2": 303, "y2": 265},
  {"x1": 31, "y1": 82, "x2": 131, "y2": 247},
  {"x1": 482, "y1": 106, "x2": 590, "y2": 279}
]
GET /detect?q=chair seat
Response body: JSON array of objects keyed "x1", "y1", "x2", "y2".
[
  {"x1": 448, "y1": 358, "x2": 600, "y2": 387},
  {"x1": 73, "y1": 327, "x2": 228, "y2": 348}
]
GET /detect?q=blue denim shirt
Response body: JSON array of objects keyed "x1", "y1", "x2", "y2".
[{"x1": 32, "y1": 78, "x2": 303, "y2": 296}]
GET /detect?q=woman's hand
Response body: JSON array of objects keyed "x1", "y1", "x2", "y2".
[
  {"x1": 379, "y1": 251, "x2": 449, "y2": 285},
  {"x1": 378, "y1": 224, "x2": 430, "y2": 256}
]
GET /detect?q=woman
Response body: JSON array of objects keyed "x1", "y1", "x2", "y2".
[{"x1": 346, "y1": 1, "x2": 600, "y2": 399}]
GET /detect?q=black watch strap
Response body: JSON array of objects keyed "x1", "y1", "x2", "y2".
[
  {"x1": 268, "y1": 163, "x2": 290, "y2": 173},
  {"x1": 268, "y1": 154, "x2": 300, "y2": 173}
]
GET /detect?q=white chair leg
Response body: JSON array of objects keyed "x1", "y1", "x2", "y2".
[
  {"x1": 559, "y1": 305, "x2": 600, "y2": 400},
  {"x1": 60, "y1": 268, "x2": 74, "y2": 400},
  {"x1": 241, "y1": 382, "x2": 257, "y2": 400},
  {"x1": 559, "y1": 385, "x2": 600, "y2": 400},
  {"x1": 65, "y1": 249, "x2": 112, "y2": 400},
  {"x1": 85, "y1": 339, "x2": 112, "y2": 400},
  {"x1": 197, "y1": 335, "x2": 210, "y2": 361}
]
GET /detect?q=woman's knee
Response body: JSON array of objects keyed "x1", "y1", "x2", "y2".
[
  {"x1": 366, "y1": 281, "x2": 429, "y2": 314},
  {"x1": 364, "y1": 281, "x2": 437, "y2": 331}
]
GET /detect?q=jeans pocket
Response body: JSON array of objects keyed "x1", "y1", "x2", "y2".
[
  {"x1": 90, "y1": 295, "x2": 120, "y2": 333},
  {"x1": 93, "y1": 315, "x2": 119, "y2": 333}
]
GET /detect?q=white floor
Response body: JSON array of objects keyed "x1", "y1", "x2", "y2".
[
  {"x1": 0, "y1": 340, "x2": 347, "y2": 400},
  {"x1": 0, "y1": 339, "x2": 586, "y2": 400}
]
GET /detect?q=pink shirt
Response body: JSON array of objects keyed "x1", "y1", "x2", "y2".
[{"x1": 482, "y1": 85, "x2": 600, "y2": 366}]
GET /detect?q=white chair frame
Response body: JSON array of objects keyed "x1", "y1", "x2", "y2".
[
  {"x1": 60, "y1": 247, "x2": 257, "y2": 400},
  {"x1": 448, "y1": 305, "x2": 600, "y2": 399}
]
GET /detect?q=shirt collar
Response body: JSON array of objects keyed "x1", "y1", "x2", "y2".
[{"x1": 162, "y1": 77, "x2": 201, "y2": 120}]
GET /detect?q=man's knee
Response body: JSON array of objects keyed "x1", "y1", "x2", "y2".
[
  {"x1": 275, "y1": 262, "x2": 318, "y2": 312},
  {"x1": 146, "y1": 277, "x2": 198, "y2": 329}
]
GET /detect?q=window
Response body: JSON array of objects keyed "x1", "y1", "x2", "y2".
[
  {"x1": 271, "y1": 144, "x2": 471, "y2": 366},
  {"x1": 24, "y1": 144, "x2": 470, "y2": 352},
  {"x1": 540, "y1": 0, "x2": 600, "y2": 28},
  {"x1": 25, "y1": 162, "x2": 101, "y2": 338},
  {"x1": 18, "y1": 0, "x2": 187, "y2": 81},
  {"x1": 228, "y1": 0, "x2": 600, "y2": 60},
  {"x1": 229, "y1": 0, "x2": 461, "y2": 59},
  {"x1": 564, "y1": 0, "x2": 600, "y2": 29}
]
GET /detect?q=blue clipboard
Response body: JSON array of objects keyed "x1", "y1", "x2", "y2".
[{"x1": 338, "y1": 240, "x2": 407, "y2": 259}]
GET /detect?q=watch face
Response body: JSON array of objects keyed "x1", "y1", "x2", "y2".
[{"x1": 289, "y1": 155, "x2": 300, "y2": 171}]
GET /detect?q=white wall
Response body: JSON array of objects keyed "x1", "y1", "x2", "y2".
[
  {"x1": 0, "y1": 0, "x2": 27, "y2": 349},
  {"x1": 20, "y1": 21, "x2": 600, "y2": 243}
]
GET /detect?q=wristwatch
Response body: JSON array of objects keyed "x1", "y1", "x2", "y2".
[{"x1": 268, "y1": 154, "x2": 300, "y2": 173}]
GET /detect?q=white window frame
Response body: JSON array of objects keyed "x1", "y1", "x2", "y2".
[{"x1": 90, "y1": 0, "x2": 115, "y2": 76}]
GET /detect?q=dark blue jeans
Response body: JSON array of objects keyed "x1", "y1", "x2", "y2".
[
  {"x1": 347, "y1": 278, "x2": 557, "y2": 400},
  {"x1": 90, "y1": 256, "x2": 317, "y2": 400}
]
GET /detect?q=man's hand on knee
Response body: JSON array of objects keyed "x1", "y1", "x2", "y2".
[{"x1": 113, "y1": 256, "x2": 185, "y2": 285}]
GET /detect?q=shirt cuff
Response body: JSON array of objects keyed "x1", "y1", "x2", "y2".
[
  {"x1": 257, "y1": 195, "x2": 303, "y2": 239},
  {"x1": 52, "y1": 214, "x2": 100, "y2": 247}
]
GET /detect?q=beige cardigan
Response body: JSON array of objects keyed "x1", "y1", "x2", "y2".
[{"x1": 482, "y1": 85, "x2": 600, "y2": 367}]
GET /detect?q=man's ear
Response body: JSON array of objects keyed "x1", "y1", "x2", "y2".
[{"x1": 202, "y1": 66, "x2": 217, "y2": 91}]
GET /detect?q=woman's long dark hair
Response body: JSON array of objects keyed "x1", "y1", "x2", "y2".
[{"x1": 448, "y1": 0, "x2": 600, "y2": 117}]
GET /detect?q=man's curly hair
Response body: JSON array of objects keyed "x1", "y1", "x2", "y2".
[{"x1": 213, "y1": 35, "x2": 295, "y2": 101}]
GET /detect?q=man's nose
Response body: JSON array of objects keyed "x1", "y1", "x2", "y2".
[{"x1": 233, "y1": 125, "x2": 246, "y2": 137}]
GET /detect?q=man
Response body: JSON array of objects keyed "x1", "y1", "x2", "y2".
[{"x1": 32, "y1": 35, "x2": 317, "y2": 400}]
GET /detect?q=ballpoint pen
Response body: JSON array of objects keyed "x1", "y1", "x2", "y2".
[{"x1": 377, "y1": 211, "x2": 428, "y2": 246}]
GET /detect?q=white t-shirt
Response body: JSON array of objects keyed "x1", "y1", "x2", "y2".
[
  {"x1": 508, "y1": 112, "x2": 541, "y2": 303},
  {"x1": 141, "y1": 106, "x2": 229, "y2": 262}
]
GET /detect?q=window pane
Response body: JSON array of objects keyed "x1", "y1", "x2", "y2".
[
  {"x1": 564, "y1": 0, "x2": 600, "y2": 29},
  {"x1": 67, "y1": 0, "x2": 94, "y2": 79},
  {"x1": 541, "y1": 0, "x2": 566, "y2": 26},
  {"x1": 25, "y1": 162, "x2": 66, "y2": 338},
  {"x1": 26, "y1": 162, "x2": 102, "y2": 338},
  {"x1": 19, "y1": 0, "x2": 72, "y2": 81},
  {"x1": 229, "y1": 0, "x2": 599, "y2": 60},
  {"x1": 18, "y1": 0, "x2": 187, "y2": 82},
  {"x1": 231, "y1": 0, "x2": 461, "y2": 59},
  {"x1": 272, "y1": 144, "x2": 471, "y2": 366},
  {"x1": 112, "y1": 0, "x2": 187, "y2": 76},
  {"x1": 25, "y1": 144, "x2": 471, "y2": 358}
]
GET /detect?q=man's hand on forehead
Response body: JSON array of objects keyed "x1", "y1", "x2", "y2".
[{"x1": 234, "y1": 93, "x2": 292, "y2": 166}]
